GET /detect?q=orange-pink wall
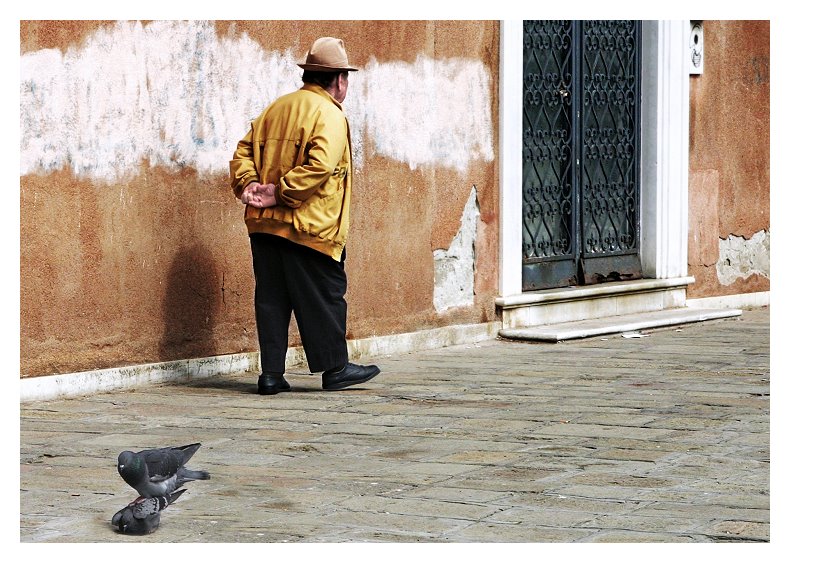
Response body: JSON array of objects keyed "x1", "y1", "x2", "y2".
[
  {"x1": 20, "y1": 20, "x2": 500, "y2": 377},
  {"x1": 688, "y1": 20, "x2": 770, "y2": 298},
  {"x1": 20, "y1": 20, "x2": 771, "y2": 378}
]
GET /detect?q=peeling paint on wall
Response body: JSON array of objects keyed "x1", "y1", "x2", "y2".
[
  {"x1": 433, "y1": 186, "x2": 479, "y2": 313},
  {"x1": 717, "y1": 230, "x2": 770, "y2": 285},
  {"x1": 19, "y1": 20, "x2": 494, "y2": 183}
]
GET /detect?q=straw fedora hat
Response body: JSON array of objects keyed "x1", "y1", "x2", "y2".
[{"x1": 298, "y1": 37, "x2": 358, "y2": 72}]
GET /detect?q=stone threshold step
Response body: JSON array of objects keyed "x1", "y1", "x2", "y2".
[
  {"x1": 498, "y1": 307, "x2": 742, "y2": 342},
  {"x1": 495, "y1": 277, "x2": 695, "y2": 309}
]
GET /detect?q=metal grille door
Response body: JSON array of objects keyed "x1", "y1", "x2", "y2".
[{"x1": 522, "y1": 20, "x2": 642, "y2": 291}]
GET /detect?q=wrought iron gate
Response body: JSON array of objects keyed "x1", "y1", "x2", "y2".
[{"x1": 522, "y1": 20, "x2": 643, "y2": 291}]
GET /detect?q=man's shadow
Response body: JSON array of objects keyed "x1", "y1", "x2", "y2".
[
  {"x1": 157, "y1": 244, "x2": 252, "y2": 394},
  {"x1": 158, "y1": 246, "x2": 360, "y2": 395}
]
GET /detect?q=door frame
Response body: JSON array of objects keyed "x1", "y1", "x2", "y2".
[{"x1": 499, "y1": 20, "x2": 690, "y2": 297}]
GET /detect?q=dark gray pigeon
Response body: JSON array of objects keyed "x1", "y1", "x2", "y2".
[
  {"x1": 111, "y1": 488, "x2": 186, "y2": 535},
  {"x1": 117, "y1": 443, "x2": 209, "y2": 502}
]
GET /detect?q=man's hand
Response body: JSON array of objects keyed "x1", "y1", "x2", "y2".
[{"x1": 241, "y1": 182, "x2": 278, "y2": 208}]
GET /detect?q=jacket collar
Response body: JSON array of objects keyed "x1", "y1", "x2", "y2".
[{"x1": 301, "y1": 83, "x2": 343, "y2": 111}]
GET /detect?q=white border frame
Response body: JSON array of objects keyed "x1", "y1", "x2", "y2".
[
  {"x1": 641, "y1": 20, "x2": 690, "y2": 279},
  {"x1": 499, "y1": 20, "x2": 523, "y2": 297}
]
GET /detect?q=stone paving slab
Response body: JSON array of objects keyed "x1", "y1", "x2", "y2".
[{"x1": 20, "y1": 308, "x2": 770, "y2": 543}]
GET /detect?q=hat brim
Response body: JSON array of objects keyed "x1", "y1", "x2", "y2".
[{"x1": 298, "y1": 63, "x2": 358, "y2": 72}]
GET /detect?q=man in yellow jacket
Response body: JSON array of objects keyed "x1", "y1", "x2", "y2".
[{"x1": 230, "y1": 37, "x2": 380, "y2": 394}]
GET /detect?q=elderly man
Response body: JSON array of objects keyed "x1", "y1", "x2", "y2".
[{"x1": 230, "y1": 37, "x2": 380, "y2": 394}]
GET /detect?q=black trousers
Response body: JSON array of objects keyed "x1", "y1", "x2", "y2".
[{"x1": 249, "y1": 233, "x2": 349, "y2": 375}]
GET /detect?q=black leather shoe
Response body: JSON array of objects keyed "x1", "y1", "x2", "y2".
[
  {"x1": 257, "y1": 373, "x2": 291, "y2": 395},
  {"x1": 322, "y1": 363, "x2": 380, "y2": 391}
]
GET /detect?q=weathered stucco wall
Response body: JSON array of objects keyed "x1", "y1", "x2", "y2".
[
  {"x1": 20, "y1": 20, "x2": 499, "y2": 377},
  {"x1": 688, "y1": 20, "x2": 770, "y2": 298}
]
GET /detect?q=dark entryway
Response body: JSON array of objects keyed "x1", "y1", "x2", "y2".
[{"x1": 522, "y1": 20, "x2": 643, "y2": 291}]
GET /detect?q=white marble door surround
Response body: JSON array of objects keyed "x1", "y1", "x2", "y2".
[{"x1": 499, "y1": 20, "x2": 691, "y2": 297}]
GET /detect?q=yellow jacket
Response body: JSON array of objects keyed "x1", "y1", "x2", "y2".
[{"x1": 230, "y1": 84, "x2": 352, "y2": 261}]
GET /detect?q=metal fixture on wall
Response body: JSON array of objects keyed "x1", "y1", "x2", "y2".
[{"x1": 689, "y1": 21, "x2": 704, "y2": 75}]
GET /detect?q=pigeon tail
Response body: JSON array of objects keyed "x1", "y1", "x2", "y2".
[
  {"x1": 177, "y1": 468, "x2": 210, "y2": 484},
  {"x1": 168, "y1": 488, "x2": 187, "y2": 504}
]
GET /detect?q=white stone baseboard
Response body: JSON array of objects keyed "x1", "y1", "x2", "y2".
[
  {"x1": 686, "y1": 291, "x2": 770, "y2": 310},
  {"x1": 20, "y1": 321, "x2": 501, "y2": 402}
]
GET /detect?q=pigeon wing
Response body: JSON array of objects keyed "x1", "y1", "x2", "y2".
[
  {"x1": 130, "y1": 489, "x2": 186, "y2": 519},
  {"x1": 141, "y1": 448, "x2": 185, "y2": 482},
  {"x1": 131, "y1": 497, "x2": 161, "y2": 519},
  {"x1": 140, "y1": 444, "x2": 201, "y2": 481}
]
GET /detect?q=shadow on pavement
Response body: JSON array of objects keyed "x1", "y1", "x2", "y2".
[{"x1": 172, "y1": 377, "x2": 374, "y2": 394}]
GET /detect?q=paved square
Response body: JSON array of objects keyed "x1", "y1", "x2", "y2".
[{"x1": 20, "y1": 308, "x2": 769, "y2": 542}]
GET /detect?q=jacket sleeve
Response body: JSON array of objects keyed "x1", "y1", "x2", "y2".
[
  {"x1": 276, "y1": 108, "x2": 347, "y2": 209},
  {"x1": 229, "y1": 124, "x2": 260, "y2": 199}
]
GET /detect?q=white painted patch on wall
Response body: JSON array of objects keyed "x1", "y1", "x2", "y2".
[
  {"x1": 19, "y1": 21, "x2": 494, "y2": 183},
  {"x1": 717, "y1": 230, "x2": 770, "y2": 285},
  {"x1": 433, "y1": 186, "x2": 479, "y2": 313},
  {"x1": 350, "y1": 56, "x2": 494, "y2": 171},
  {"x1": 20, "y1": 21, "x2": 301, "y2": 181}
]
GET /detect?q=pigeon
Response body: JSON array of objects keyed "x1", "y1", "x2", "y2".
[
  {"x1": 117, "y1": 443, "x2": 209, "y2": 502},
  {"x1": 111, "y1": 488, "x2": 186, "y2": 535},
  {"x1": 111, "y1": 504, "x2": 160, "y2": 535}
]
